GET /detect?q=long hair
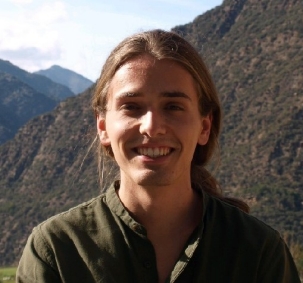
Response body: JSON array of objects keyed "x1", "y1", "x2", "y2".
[{"x1": 92, "y1": 29, "x2": 249, "y2": 213}]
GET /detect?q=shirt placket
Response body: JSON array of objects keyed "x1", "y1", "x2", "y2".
[{"x1": 129, "y1": 221, "x2": 159, "y2": 283}]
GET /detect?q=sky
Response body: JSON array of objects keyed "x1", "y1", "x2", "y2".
[{"x1": 0, "y1": 0, "x2": 223, "y2": 81}]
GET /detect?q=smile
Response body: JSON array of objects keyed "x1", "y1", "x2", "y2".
[{"x1": 136, "y1": 147, "x2": 171, "y2": 158}]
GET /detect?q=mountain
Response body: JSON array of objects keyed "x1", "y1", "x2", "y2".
[
  {"x1": 34, "y1": 65, "x2": 93, "y2": 94},
  {"x1": 0, "y1": 0, "x2": 302, "y2": 273},
  {"x1": 0, "y1": 59, "x2": 74, "y2": 101},
  {"x1": 0, "y1": 72, "x2": 57, "y2": 144},
  {"x1": 0, "y1": 86, "x2": 103, "y2": 265},
  {"x1": 172, "y1": 0, "x2": 303, "y2": 235}
]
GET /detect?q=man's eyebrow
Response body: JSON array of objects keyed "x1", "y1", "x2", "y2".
[
  {"x1": 115, "y1": 91, "x2": 191, "y2": 100},
  {"x1": 161, "y1": 91, "x2": 192, "y2": 100},
  {"x1": 116, "y1": 92, "x2": 142, "y2": 99}
]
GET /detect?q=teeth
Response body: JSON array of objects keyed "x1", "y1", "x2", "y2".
[
  {"x1": 148, "y1": 148, "x2": 153, "y2": 157},
  {"x1": 137, "y1": 147, "x2": 171, "y2": 157}
]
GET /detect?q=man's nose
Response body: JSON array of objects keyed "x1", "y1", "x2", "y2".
[{"x1": 139, "y1": 110, "x2": 166, "y2": 137}]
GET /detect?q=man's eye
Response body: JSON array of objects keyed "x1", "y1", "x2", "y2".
[
  {"x1": 166, "y1": 104, "x2": 184, "y2": 111},
  {"x1": 121, "y1": 103, "x2": 140, "y2": 111}
]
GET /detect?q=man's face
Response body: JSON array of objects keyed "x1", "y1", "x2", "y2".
[{"x1": 97, "y1": 54, "x2": 211, "y2": 190}]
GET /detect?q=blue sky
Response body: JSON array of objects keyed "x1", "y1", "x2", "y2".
[{"x1": 0, "y1": 0, "x2": 223, "y2": 80}]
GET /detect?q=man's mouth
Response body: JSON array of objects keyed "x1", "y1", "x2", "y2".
[{"x1": 136, "y1": 147, "x2": 172, "y2": 158}]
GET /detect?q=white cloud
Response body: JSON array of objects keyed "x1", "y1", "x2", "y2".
[
  {"x1": 0, "y1": 45, "x2": 62, "y2": 77},
  {"x1": 0, "y1": 1, "x2": 67, "y2": 72},
  {"x1": 32, "y1": 1, "x2": 67, "y2": 25},
  {"x1": 0, "y1": 0, "x2": 223, "y2": 80},
  {"x1": 0, "y1": 46, "x2": 61, "y2": 61}
]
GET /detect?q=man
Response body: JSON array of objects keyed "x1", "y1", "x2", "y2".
[{"x1": 17, "y1": 30, "x2": 300, "y2": 282}]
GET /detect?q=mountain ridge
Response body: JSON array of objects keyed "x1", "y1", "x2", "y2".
[
  {"x1": 0, "y1": 60, "x2": 94, "y2": 144},
  {"x1": 0, "y1": 72, "x2": 57, "y2": 144},
  {"x1": 0, "y1": 59, "x2": 74, "y2": 101},
  {"x1": 34, "y1": 65, "x2": 93, "y2": 95}
]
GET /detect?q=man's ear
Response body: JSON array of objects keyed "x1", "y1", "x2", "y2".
[
  {"x1": 96, "y1": 115, "x2": 111, "y2": 146},
  {"x1": 198, "y1": 114, "x2": 212, "y2": 146}
]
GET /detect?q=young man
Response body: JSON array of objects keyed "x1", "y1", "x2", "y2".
[{"x1": 17, "y1": 30, "x2": 300, "y2": 282}]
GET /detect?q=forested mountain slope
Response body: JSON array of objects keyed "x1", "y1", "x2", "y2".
[
  {"x1": 173, "y1": 0, "x2": 303, "y2": 241},
  {"x1": 0, "y1": 59, "x2": 74, "y2": 101},
  {"x1": 0, "y1": 72, "x2": 56, "y2": 144}
]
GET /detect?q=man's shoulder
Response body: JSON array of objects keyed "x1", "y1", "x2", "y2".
[
  {"x1": 205, "y1": 193, "x2": 281, "y2": 241},
  {"x1": 34, "y1": 193, "x2": 108, "y2": 235}
]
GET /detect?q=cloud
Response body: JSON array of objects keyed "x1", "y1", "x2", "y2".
[
  {"x1": 31, "y1": 1, "x2": 67, "y2": 25},
  {"x1": 0, "y1": 0, "x2": 223, "y2": 80},
  {"x1": 0, "y1": 1, "x2": 66, "y2": 71},
  {"x1": 0, "y1": 46, "x2": 61, "y2": 61},
  {"x1": 0, "y1": 46, "x2": 62, "y2": 74}
]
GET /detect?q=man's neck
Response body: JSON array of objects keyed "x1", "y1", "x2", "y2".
[
  {"x1": 117, "y1": 179, "x2": 200, "y2": 229},
  {"x1": 117, "y1": 178, "x2": 203, "y2": 283}
]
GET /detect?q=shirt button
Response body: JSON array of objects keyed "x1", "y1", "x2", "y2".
[
  {"x1": 143, "y1": 260, "x2": 152, "y2": 269},
  {"x1": 132, "y1": 223, "x2": 142, "y2": 233}
]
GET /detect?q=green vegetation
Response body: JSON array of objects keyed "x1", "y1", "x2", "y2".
[
  {"x1": 287, "y1": 241, "x2": 303, "y2": 279},
  {"x1": 0, "y1": 267, "x2": 16, "y2": 283}
]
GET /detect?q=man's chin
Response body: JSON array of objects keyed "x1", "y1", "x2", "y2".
[{"x1": 134, "y1": 171, "x2": 172, "y2": 188}]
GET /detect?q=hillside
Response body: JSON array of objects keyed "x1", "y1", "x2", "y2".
[
  {"x1": 173, "y1": 0, "x2": 303, "y2": 240},
  {"x1": 0, "y1": 72, "x2": 57, "y2": 144},
  {"x1": 0, "y1": 86, "x2": 103, "y2": 265},
  {"x1": 0, "y1": 59, "x2": 74, "y2": 101},
  {"x1": 34, "y1": 65, "x2": 93, "y2": 94},
  {"x1": 0, "y1": 0, "x2": 302, "y2": 272}
]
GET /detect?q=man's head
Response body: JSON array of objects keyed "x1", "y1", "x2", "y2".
[{"x1": 93, "y1": 29, "x2": 221, "y2": 170}]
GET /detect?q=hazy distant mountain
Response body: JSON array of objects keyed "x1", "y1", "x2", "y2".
[
  {"x1": 0, "y1": 59, "x2": 74, "y2": 101},
  {"x1": 0, "y1": 72, "x2": 57, "y2": 144},
  {"x1": 0, "y1": 0, "x2": 302, "y2": 273},
  {"x1": 34, "y1": 65, "x2": 93, "y2": 94}
]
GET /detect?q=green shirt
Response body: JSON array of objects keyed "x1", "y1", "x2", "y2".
[{"x1": 17, "y1": 183, "x2": 300, "y2": 282}]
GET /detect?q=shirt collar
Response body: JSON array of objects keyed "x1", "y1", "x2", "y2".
[
  {"x1": 105, "y1": 180, "x2": 147, "y2": 236},
  {"x1": 105, "y1": 180, "x2": 209, "y2": 229},
  {"x1": 105, "y1": 180, "x2": 210, "y2": 280}
]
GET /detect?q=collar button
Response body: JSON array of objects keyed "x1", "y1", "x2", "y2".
[{"x1": 143, "y1": 260, "x2": 152, "y2": 269}]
